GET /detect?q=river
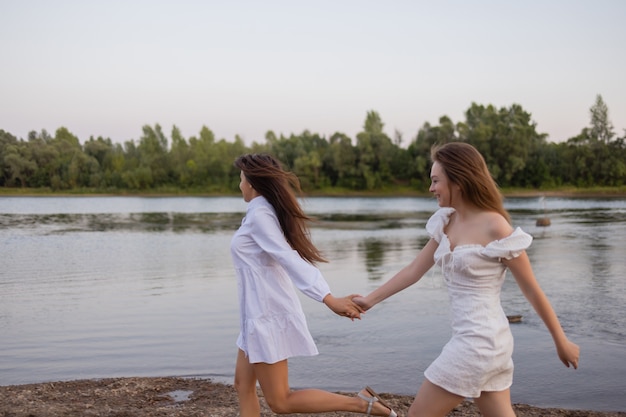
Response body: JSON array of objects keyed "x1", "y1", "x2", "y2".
[{"x1": 1, "y1": 195, "x2": 625, "y2": 411}]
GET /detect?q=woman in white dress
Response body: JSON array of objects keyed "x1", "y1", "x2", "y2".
[
  {"x1": 231, "y1": 153, "x2": 397, "y2": 417},
  {"x1": 353, "y1": 142, "x2": 580, "y2": 417}
]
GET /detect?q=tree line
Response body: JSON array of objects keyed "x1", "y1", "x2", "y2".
[{"x1": 1, "y1": 95, "x2": 624, "y2": 193}]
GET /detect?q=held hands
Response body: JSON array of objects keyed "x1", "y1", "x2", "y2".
[
  {"x1": 351, "y1": 295, "x2": 371, "y2": 312},
  {"x1": 323, "y1": 294, "x2": 365, "y2": 321}
]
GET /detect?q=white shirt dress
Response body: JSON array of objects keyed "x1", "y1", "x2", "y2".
[{"x1": 230, "y1": 196, "x2": 331, "y2": 364}]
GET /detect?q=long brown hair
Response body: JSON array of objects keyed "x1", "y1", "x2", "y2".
[
  {"x1": 430, "y1": 142, "x2": 510, "y2": 223},
  {"x1": 234, "y1": 153, "x2": 327, "y2": 264}
]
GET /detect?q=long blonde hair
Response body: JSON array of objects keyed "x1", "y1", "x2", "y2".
[
  {"x1": 431, "y1": 142, "x2": 510, "y2": 223},
  {"x1": 234, "y1": 153, "x2": 327, "y2": 264}
]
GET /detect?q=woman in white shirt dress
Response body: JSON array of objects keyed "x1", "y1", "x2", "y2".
[
  {"x1": 231, "y1": 154, "x2": 397, "y2": 417},
  {"x1": 353, "y1": 143, "x2": 580, "y2": 417}
]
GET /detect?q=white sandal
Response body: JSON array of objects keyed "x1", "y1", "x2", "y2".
[{"x1": 357, "y1": 386, "x2": 398, "y2": 417}]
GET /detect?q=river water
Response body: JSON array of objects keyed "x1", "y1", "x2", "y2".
[{"x1": 1, "y1": 195, "x2": 625, "y2": 412}]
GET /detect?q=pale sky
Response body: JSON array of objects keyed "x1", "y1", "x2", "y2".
[{"x1": 1, "y1": 0, "x2": 625, "y2": 146}]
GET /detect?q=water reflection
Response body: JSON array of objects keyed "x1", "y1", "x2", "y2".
[
  {"x1": 0, "y1": 212, "x2": 245, "y2": 234},
  {"x1": 1, "y1": 211, "x2": 432, "y2": 234},
  {"x1": 563, "y1": 208, "x2": 626, "y2": 224},
  {"x1": 359, "y1": 238, "x2": 386, "y2": 280}
]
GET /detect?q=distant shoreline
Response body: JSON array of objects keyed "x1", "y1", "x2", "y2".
[
  {"x1": 501, "y1": 190, "x2": 626, "y2": 198},
  {"x1": 1, "y1": 186, "x2": 625, "y2": 199}
]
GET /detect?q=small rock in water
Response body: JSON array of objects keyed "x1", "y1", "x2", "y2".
[
  {"x1": 507, "y1": 315, "x2": 522, "y2": 323},
  {"x1": 536, "y1": 217, "x2": 551, "y2": 227}
]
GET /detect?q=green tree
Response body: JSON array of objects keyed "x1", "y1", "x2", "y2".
[
  {"x1": 137, "y1": 124, "x2": 169, "y2": 188},
  {"x1": 408, "y1": 116, "x2": 459, "y2": 190},
  {"x1": 290, "y1": 131, "x2": 328, "y2": 188},
  {"x1": 188, "y1": 126, "x2": 219, "y2": 188},
  {"x1": 0, "y1": 130, "x2": 19, "y2": 186},
  {"x1": 209, "y1": 137, "x2": 247, "y2": 191},
  {"x1": 323, "y1": 132, "x2": 357, "y2": 188},
  {"x1": 355, "y1": 111, "x2": 395, "y2": 190},
  {"x1": 169, "y1": 125, "x2": 194, "y2": 187},
  {"x1": 589, "y1": 94, "x2": 615, "y2": 144},
  {"x1": 3, "y1": 142, "x2": 37, "y2": 187},
  {"x1": 24, "y1": 131, "x2": 57, "y2": 187},
  {"x1": 48, "y1": 127, "x2": 84, "y2": 189},
  {"x1": 564, "y1": 95, "x2": 625, "y2": 186},
  {"x1": 84, "y1": 136, "x2": 121, "y2": 188},
  {"x1": 459, "y1": 103, "x2": 545, "y2": 187}
]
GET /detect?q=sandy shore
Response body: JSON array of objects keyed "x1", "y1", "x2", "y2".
[{"x1": 1, "y1": 377, "x2": 624, "y2": 417}]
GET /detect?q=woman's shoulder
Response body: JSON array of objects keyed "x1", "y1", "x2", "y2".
[
  {"x1": 244, "y1": 197, "x2": 279, "y2": 229},
  {"x1": 247, "y1": 196, "x2": 273, "y2": 214},
  {"x1": 483, "y1": 220, "x2": 533, "y2": 259},
  {"x1": 484, "y1": 211, "x2": 514, "y2": 241},
  {"x1": 480, "y1": 211, "x2": 532, "y2": 255}
]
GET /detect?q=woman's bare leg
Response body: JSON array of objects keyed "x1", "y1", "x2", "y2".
[
  {"x1": 234, "y1": 349, "x2": 261, "y2": 417},
  {"x1": 253, "y1": 359, "x2": 393, "y2": 416},
  {"x1": 474, "y1": 389, "x2": 516, "y2": 417},
  {"x1": 407, "y1": 379, "x2": 464, "y2": 417}
]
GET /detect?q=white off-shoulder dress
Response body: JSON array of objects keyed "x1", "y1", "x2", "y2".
[
  {"x1": 424, "y1": 208, "x2": 533, "y2": 398},
  {"x1": 230, "y1": 196, "x2": 331, "y2": 364}
]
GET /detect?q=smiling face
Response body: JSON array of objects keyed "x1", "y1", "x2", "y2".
[
  {"x1": 429, "y1": 161, "x2": 453, "y2": 207},
  {"x1": 239, "y1": 171, "x2": 258, "y2": 202}
]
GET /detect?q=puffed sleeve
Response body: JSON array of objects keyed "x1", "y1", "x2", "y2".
[
  {"x1": 425, "y1": 208, "x2": 455, "y2": 242},
  {"x1": 249, "y1": 205, "x2": 331, "y2": 302},
  {"x1": 481, "y1": 227, "x2": 533, "y2": 260}
]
